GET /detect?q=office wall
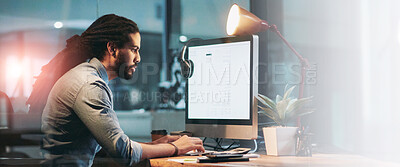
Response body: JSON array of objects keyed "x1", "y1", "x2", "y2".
[
  {"x1": 280, "y1": 0, "x2": 400, "y2": 160},
  {"x1": 180, "y1": 0, "x2": 250, "y2": 39},
  {"x1": 0, "y1": 0, "x2": 164, "y2": 108},
  {"x1": 281, "y1": 0, "x2": 363, "y2": 150}
]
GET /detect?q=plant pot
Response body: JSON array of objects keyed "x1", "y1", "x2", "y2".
[{"x1": 263, "y1": 126, "x2": 298, "y2": 156}]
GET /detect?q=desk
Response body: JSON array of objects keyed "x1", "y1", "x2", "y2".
[
  {"x1": 2, "y1": 154, "x2": 399, "y2": 167},
  {"x1": 150, "y1": 154, "x2": 400, "y2": 167}
]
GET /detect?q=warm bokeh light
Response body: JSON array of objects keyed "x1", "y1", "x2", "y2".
[
  {"x1": 54, "y1": 21, "x2": 63, "y2": 29},
  {"x1": 4, "y1": 56, "x2": 40, "y2": 97},
  {"x1": 6, "y1": 56, "x2": 23, "y2": 79},
  {"x1": 226, "y1": 4, "x2": 240, "y2": 36}
]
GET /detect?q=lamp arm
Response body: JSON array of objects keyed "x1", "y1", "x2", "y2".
[
  {"x1": 269, "y1": 25, "x2": 309, "y2": 68},
  {"x1": 268, "y1": 24, "x2": 309, "y2": 99},
  {"x1": 268, "y1": 24, "x2": 309, "y2": 127}
]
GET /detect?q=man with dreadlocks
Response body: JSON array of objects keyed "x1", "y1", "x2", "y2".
[{"x1": 27, "y1": 14, "x2": 204, "y2": 166}]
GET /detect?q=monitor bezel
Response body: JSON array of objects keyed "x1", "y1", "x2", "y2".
[{"x1": 185, "y1": 35, "x2": 256, "y2": 126}]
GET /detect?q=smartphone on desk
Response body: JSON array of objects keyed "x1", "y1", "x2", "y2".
[
  {"x1": 206, "y1": 154, "x2": 243, "y2": 159},
  {"x1": 185, "y1": 150, "x2": 214, "y2": 156}
]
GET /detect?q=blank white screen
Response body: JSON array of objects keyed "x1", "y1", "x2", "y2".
[{"x1": 188, "y1": 41, "x2": 251, "y2": 120}]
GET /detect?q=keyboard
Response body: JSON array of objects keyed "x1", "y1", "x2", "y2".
[{"x1": 185, "y1": 148, "x2": 251, "y2": 156}]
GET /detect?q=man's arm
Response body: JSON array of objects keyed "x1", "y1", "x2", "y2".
[
  {"x1": 73, "y1": 81, "x2": 204, "y2": 164},
  {"x1": 142, "y1": 135, "x2": 179, "y2": 145},
  {"x1": 73, "y1": 81, "x2": 142, "y2": 165},
  {"x1": 140, "y1": 135, "x2": 204, "y2": 159}
]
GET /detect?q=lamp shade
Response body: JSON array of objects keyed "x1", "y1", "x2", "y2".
[{"x1": 226, "y1": 4, "x2": 270, "y2": 36}]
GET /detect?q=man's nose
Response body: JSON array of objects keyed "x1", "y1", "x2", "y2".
[{"x1": 135, "y1": 53, "x2": 141, "y2": 64}]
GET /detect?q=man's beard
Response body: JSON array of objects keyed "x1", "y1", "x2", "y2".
[{"x1": 115, "y1": 55, "x2": 135, "y2": 80}]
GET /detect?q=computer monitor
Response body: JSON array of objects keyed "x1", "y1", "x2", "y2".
[{"x1": 185, "y1": 35, "x2": 258, "y2": 140}]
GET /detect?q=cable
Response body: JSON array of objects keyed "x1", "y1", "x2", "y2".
[
  {"x1": 214, "y1": 138, "x2": 222, "y2": 151},
  {"x1": 224, "y1": 140, "x2": 239, "y2": 150},
  {"x1": 249, "y1": 139, "x2": 258, "y2": 153},
  {"x1": 203, "y1": 137, "x2": 207, "y2": 144},
  {"x1": 202, "y1": 138, "x2": 240, "y2": 151}
]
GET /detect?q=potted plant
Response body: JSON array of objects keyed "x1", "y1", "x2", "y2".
[{"x1": 256, "y1": 85, "x2": 313, "y2": 156}]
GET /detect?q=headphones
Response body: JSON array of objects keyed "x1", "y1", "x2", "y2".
[{"x1": 179, "y1": 38, "x2": 202, "y2": 79}]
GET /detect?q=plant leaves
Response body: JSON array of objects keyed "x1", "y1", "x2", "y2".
[
  {"x1": 276, "y1": 98, "x2": 290, "y2": 121},
  {"x1": 283, "y1": 85, "x2": 296, "y2": 100},
  {"x1": 257, "y1": 107, "x2": 282, "y2": 126},
  {"x1": 284, "y1": 98, "x2": 297, "y2": 123},
  {"x1": 256, "y1": 96, "x2": 272, "y2": 109},
  {"x1": 286, "y1": 96, "x2": 313, "y2": 114},
  {"x1": 258, "y1": 105, "x2": 281, "y2": 121},
  {"x1": 276, "y1": 94, "x2": 282, "y2": 104},
  {"x1": 258, "y1": 85, "x2": 314, "y2": 127},
  {"x1": 284, "y1": 84, "x2": 289, "y2": 93},
  {"x1": 258, "y1": 94, "x2": 276, "y2": 109},
  {"x1": 286, "y1": 98, "x2": 297, "y2": 110}
]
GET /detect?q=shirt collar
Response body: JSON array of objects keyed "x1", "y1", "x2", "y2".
[{"x1": 89, "y1": 58, "x2": 109, "y2": 84}]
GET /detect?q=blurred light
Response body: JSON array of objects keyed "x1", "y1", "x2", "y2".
[
  {"x1": 179, "y1": 35, "x2": 188, "y2": 42},
  {"x1": 226, "y1": 4, "x2": 240, "y2": 36},
  {"x1": 6, "y1": 56, "x2": 22, "y2": 78},
  {"x1": 54, "y1": 21, "x2": 63, "y2": 29},
  {"x1": 5, "y1": 56, "x2": 32, "y2": 97},
  {"x1": 226, "y1": 4, "x2": 269, "y2": 36}
]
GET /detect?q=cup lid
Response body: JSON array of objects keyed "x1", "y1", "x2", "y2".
[{"x1": 151, "y1": 129, "x2": 167, "y2": 135}]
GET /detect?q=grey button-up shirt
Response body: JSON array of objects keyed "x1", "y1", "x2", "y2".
[{"x1": 41, "y1": 58, "x2": 142, "y2": 166}]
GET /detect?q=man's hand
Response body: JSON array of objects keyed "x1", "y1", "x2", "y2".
[
  {"x1": 171, "y1": 135, "x2": 205, "y2": 155},
  {"x1": 151, "y1": 135, "x2": 180, "y2": 144},
  {"x1": 139, "y1": 135, "x2": 205, "y2": 159}
]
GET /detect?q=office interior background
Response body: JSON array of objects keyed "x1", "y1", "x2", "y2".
[{"x1": 1, "y1": 0, "x2": 400, "y2": 163}]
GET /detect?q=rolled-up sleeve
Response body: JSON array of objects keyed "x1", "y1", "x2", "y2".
[{"x1": 72, "y1": 80, "x2": 142, "y2": 166}]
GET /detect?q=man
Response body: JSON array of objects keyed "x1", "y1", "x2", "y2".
[{"x1": 38, "y1": 14, "x2": 204, "y2": 166}]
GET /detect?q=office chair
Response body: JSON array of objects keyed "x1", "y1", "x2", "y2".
[{"x1": 0, "y1": 91, "x2": 30, "y2": 158}]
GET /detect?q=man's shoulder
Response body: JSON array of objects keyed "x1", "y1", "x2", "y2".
[
  {"x1": 68, "y1": 62, "x2": 105, "y2": 83},
  {"x1": 52, "y1": 62, "x2": 108, "y2": 95}
]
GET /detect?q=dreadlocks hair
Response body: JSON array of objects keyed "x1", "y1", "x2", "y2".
[{"x1": 26, "y1": 14, "x2": 140, "y2": 114}]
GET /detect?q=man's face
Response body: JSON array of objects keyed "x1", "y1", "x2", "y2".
[{"x1": 115, "y1": 32, "x2": 141, "y2": 80}]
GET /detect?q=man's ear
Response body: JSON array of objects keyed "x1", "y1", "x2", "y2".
[{"x1": 106, "y1": 42, "x2": 117, "y2": 58}]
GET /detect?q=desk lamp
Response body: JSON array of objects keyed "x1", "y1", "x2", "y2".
[{"x1": 226, "y1": 4, "x2": 309, "y2": 98}]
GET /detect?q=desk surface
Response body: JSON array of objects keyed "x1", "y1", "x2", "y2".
[
  {"x1": 150, "y1": 154, "x2": 400, "y2": 167},
  {"x1": 1, "y1": 154, "x2": 399, "y2": 167}
]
